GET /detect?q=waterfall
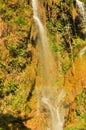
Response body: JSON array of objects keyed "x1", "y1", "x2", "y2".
[
  {"x1": 32, "y1": 0, "x2": 65, "y2": 130},
  {"x1": 76, "y1": 0, "x2": 86, "y2": 57},
  {"x1": 42, "y1": 97, "x2": 63, "y2": 130},
  {"x1": 32, "y1": 0, "x2": 57, "y2": 87},
  {"x1": 79, "y1": 46, "x2": 86, "y2": 57},
  {"x1": 42, "y1": 89, "x2": 65, "y2": 130},
  {"x1": 76, "y1": 0, "x2": 86, "y2": 23}
]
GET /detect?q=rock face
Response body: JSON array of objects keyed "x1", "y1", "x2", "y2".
[{"x1": 0, "y1": 0, "x2": 86, "y2": 130}]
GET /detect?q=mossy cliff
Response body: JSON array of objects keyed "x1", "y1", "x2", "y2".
[
  {"x1": 0, "y1": 0, "x2": 86, "y2": 130},
  {"x1": 0, "y1": 0, "x2": 37, "y2": 129}
]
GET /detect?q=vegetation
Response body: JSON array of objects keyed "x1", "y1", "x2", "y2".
[
  {"x1": 0, "y1": 0, "x2": 86, "y2": 129},
  {"x1": 0, "y1": 0, "x2": 36, "y2": 128},
  {"x1": 65, "y1": 89, "x2": 86, "y2": 130}
]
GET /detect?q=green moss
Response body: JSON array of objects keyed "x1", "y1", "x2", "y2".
[
  {"x1": 64, "y1": 0, "x2": 74, "y2": 7},
  {"x1": 58, "y1": 24, "x2": 64, "y2": 33},
  {"x1": 0, "y1": 62, "x2": 8, "y2": 72},
  {"x1": 3, "y1": 81, "x2": 18, "y2": 95},
  {"x1": 8, "y1": 42, "x2": 27, "y2": 58},
  {"x1": 75, "y1": 93, "x2": 83, "y2": 107},
  {"x1": 68, "y1": 91, "x2": 86, "y2": 130},
  {"x1": 62, "y1": 63, "x2": 71, "y2": 74},
  {"x1": 0, "y1": 0, "x2": 34, "y2": 116},
  {"x1": 16, "y1": 16, "x2": 25, "y2": 25},
  {"x1": 81, "y1": 0, "x2": 86, "y2": 4},
  {"x1": 48, "y1": 32, "x2": 61, "y2": 54},
  {"x1": 64, "y1": 126, "x2": 84, "y2": 130},
  {"x1": 0, "y1": 128, "x2": 4, "y2": 130},
  {"x1": 0, "y1": 3, "x2": 6, "y2": 12},
  {"x1": 8, "y1": 44, "x2": 19, "y2": 57}
]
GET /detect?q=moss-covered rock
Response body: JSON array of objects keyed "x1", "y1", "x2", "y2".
[{"x1": 0, "y1": 0, "x2": 37, "y2": 121}]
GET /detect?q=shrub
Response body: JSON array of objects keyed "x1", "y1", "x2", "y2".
[
  {"x1": 8, "y1": 42, "x2": 26, "y2": 58},
  {"x1": 8, "y1": 58, "x2": 19, "y2": 69},
  {"x1": 8, "y1": 44, "x2": 19, "y2": 57},
  {"x1": 4, "y1": 81, "x2": 18, "y2": 96}
]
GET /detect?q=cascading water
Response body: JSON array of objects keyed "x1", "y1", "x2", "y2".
[
  {"x1": 79, "y1": 46, "x2": 86, "y2": 57},
  {"x1": 32, "y1": 0, "x2": 65, "y2": 130},
  {"x1": 76, "y1": 0, "x2": 86, "y2": 57},
  {"x1": 76, "y1": 0, "x2": 86, "y2": 23},
  {"x1": 42, "y1": 89, "x2": 65, "y2": 130},
  {"x1": 32, "y1": 0, "x2": 57, "y2": 87}
]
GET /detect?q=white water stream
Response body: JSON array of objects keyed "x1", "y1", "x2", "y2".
[
  {"x1": 32, "y1": 0, "x2": 57, "y2": 86},
  {"x1": 42, "y1": 89, "x2": 65, "y2": 130},
  {"x1": 76, "y1": 0, "x2": 86, "y2": 23},
  {"x1": 32, "y1": 0, "x2": 65, "y2": 130},
  {"x1": 79, "y1": 46, "x2": 86, "y2": 57},
  {"x1": 76, "y1": 0, "x2": 86, "y2": 57}
]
